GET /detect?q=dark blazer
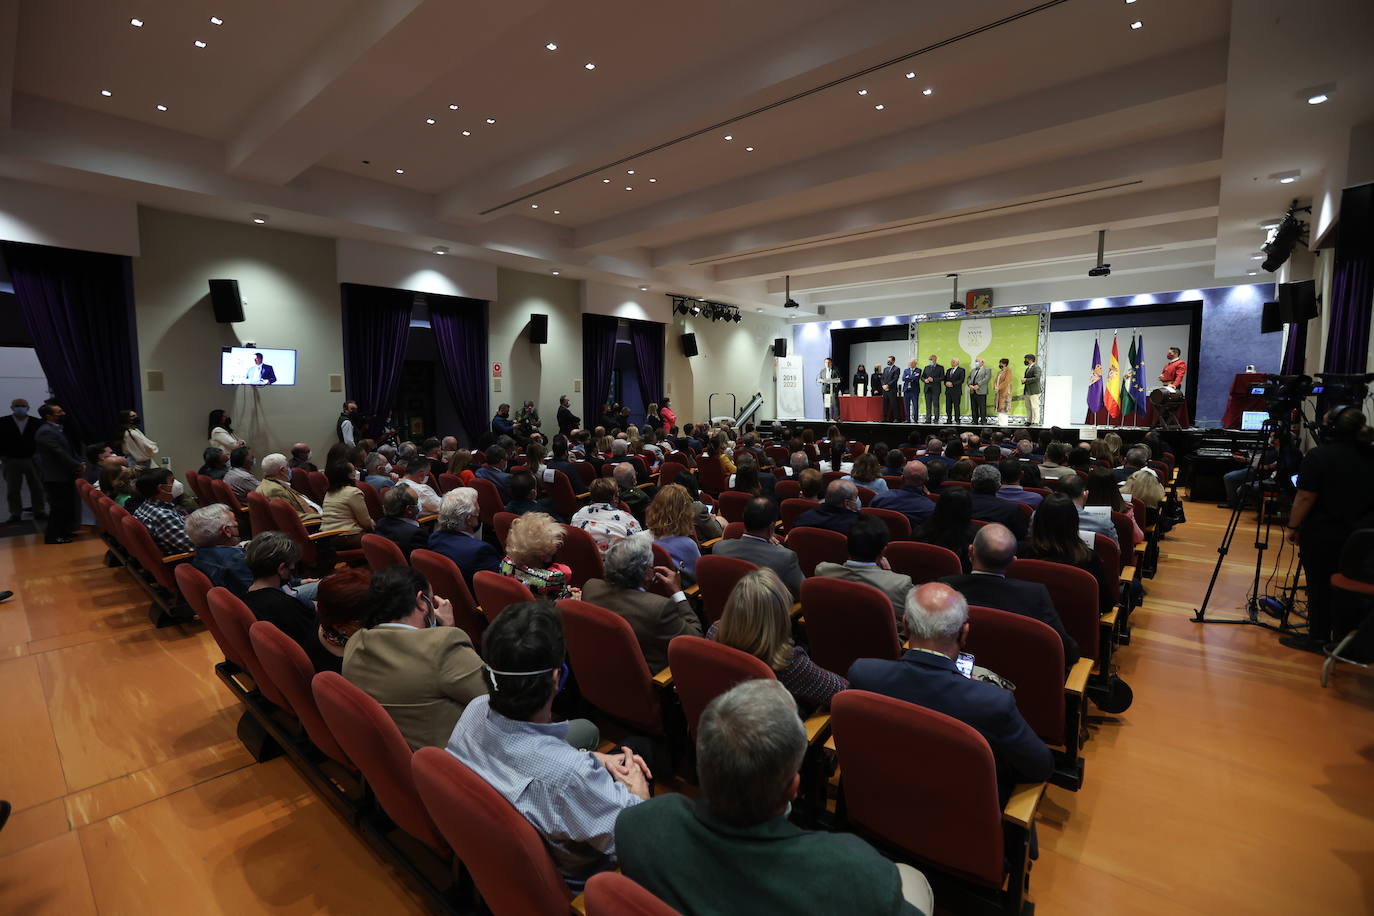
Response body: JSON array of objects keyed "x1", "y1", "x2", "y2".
[
  {"x1": 871, "y1": 485, "x2": 936, "y2": 528},
  {"x1": 938, "y1": 572, "x2": 1079, "y2": 668},
  {"x1": 0, "y1": 415, "x2": 39, "y2": 458},
  {"x1": 920, "y1": 362, "x2": 945, "y2": 389},
  {"x1": 847, "y1": 650, "x2": 1054, "y2": 799},
  {"x1": 792, "y1": 503, "x2": 859, "y2": 536},
  {"x1": 556, "y1": 405, "x2": 580, "y2": 436},
  {"x1": 969, "y1": 491, "x2": 1029, "y2": 539},
  {"x1": 546, "y1": 459, "x2": 587, "y2": 491},
  {"x1": 258, "y1": 362, "x2": 277, "y2": 384},
  {"x1": 427, "y1": 528, "x2": 502, "y2": 590},
  {"x1": 881, "y1": 363, "x2": 900, "y2": 391},
  {"x1": 711, "y1": 535, "x2": 804, "y2": 597},
  {"x1": 34, "y1": 421, "x2": 81, "y2": 482},
  {"x1": 868, "y1": 370, "x2": 882, "y2": 392},
  {"x1": 852, "y1": 369, "x2": 868, "y2": 391},
  {"x1": 375, "y1": 516, "x2": 431, "y2": 558},
  {"x1": 475, "y1": 465, "x2": 512, "y2": 503},
  {"x1": 945, "y1": 366, "x2": 966, "y2": 389},
  {"x1": 580, "y1": 579, "x2": 702, "y2": 673}
]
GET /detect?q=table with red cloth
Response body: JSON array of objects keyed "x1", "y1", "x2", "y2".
[
  {"x1": 1221, "y1": 372, "x2": 1268, "y2": 428},
  {"x1": 838, "y1": 395, "x2": 884, "y2": 422}
]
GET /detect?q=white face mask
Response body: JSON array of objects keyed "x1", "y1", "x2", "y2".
[{"x1": 171, "y1": 479, "x2": 184, "y2": 499}]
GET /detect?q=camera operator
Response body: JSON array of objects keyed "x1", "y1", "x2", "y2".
[{"x1": 1282, "y1": 406, "x2": 1374, "y2": 654}]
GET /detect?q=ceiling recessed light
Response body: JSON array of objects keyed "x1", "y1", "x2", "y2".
[
  {"x1": 1251, "y1": 254, "x2": 1264, "y2": 260},
  {"x1": 551, "y1": 270, "x2": 560, "y2": 275},
  {"x1": 425, "y1": 118, "x2": 436, "y2": 125},
  {"x1": 156, "y1": 104, "x2": 167, "y2": 111},
  {"x1": 1270, "y1": 169, "x2": 1302, "y2": 184},
  {"x1": 724, "y1": 135, "x2": 733, "y2": 141},
  {"x1": 602, "y1": 178, "x2": 611, "y2": 183},
  {"x1": 1125, "y1": 0, "x2": 1136, "y2": 3},
  {"x1": 461, "y1": 130, "x2": 471, "y2": 136},
  {"x1": 485, "y1": 118, "x2": 495, "y2": 124},
  {"x1": 250, "y1": 213, "x2": 267, "y2": 224},
  {"x1": 857, "y1": 89, "x2": 868, "y2": 96},
  {"x1": 552, "y1": 210, "x2": 560, "y2": 214},
  {"x1": 922, "y1": 87, "x2": 933, "y2": 95},
  {"x1": 100, "y1": 89, "x2": 112, "y2": 97},
  {"x1": 584, "y1": 62, "x2": 596, "y2": 70},
  {"x1": 905, "y1": 71, "x2": 916, "y2": 79},
  {"x1": 639, "y1": 286, "x2": 649, "y2": 291},
  {"x1": 210, "y1": 16, "x2": 223, "y2": 25},
  {"x1": 448, "y1": 104, "x2": 459, "y2": 110},
  {"x1": 130, "y1": 17, "x2": 143, "y2": 27},
  {"x1": 395, "y1": 168, "x2": 405, "y2": 174},
  {"x1": 531, "y1": 204, "x2": 539, "y2": 209},
  {"x1": 745, "y1": 146, "x2": 754, "y2": 151},
  {"x1": 874, "y1": 104, "x2": 885, "y2": 110},
  {"x1": 1307, "y1": 93, "x2": 1328, "y2": 105},
  {"x1": 545, "y1": 42, "x2": 558, "y2": 51},
  {"x1": 1129, "y1": 20, "x2": 1142, "y2": 29},
  {"x1": 625, "y1": 186, "x2": 633, "y2": 191},
  {"x1": 627, "y1": 169, "x2": 635, "y2": 175},
  {"x1": 194, "y1": 39, "x2": 207, "y2": 48},
  {"x1": 648, "y1": 178, "x2": 657, "y2": 183},
  {"x1": 1279, "y1": 176, "x2": 1297, "y2": 184},
  {"x1": 432, "y1": 245, "x2": 448, "y2": 255}
]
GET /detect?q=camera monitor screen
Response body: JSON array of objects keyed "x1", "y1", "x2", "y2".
[
  {"x1": 220, "y1": 347, "x2": 297, "y2": 386},
  {"x1": 1240, "y1": 411, "x2": 1269, "y2": 431}
]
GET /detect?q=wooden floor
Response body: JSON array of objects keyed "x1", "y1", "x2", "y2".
[{"x1": 1, "y1": 504, "x2": 1372, "y2": 914}]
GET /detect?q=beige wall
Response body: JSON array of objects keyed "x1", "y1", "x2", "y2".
[
  {"x1": 490, "y1": 268, "x2": 584, "y2": 429},
  {"x1": 667, "y1": 310, "x2": 789, "y2": 426},
  {"x1": 132, "y1": 208, "x2": 343, "y2": 478}
]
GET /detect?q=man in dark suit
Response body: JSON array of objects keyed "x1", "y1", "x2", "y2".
[
  {"x1": 793, "y1": 479, "x2": 861, "y2": 536},
  {"x1": 0, "y1": 397, "x2": 45, "y2": 523},
  {"x1": 880, "y1": 356, "x2": 902, "y2": 423},
  {"x1": 712, "y1": 497, "x2": 804, "y2": 597},
  {"x1": 250, "y1": 352, "x2": 276, "y2": 385},
  {"x1": 374, "y1": 484, "x2": 430, "y2": 558},
  {"x1": 969, "y1": 464, "x2": 1029, "y2": 539},
  {"x1": 943, "y1": 358, "x2": 966, "y2": 423},
  {"x1": 920, "y1": 355, "x2": 944, "y2": 423},
  {"x1": 33, "y1": 403, "x2": 83, "y2": 544},
  {"x1": 546, "y1": 436, "x2": 588, "y2": 492},
  {"x1": 475, "y1": 443, "x2": 513, "y2": 503},
  {"x1": 427, "y1": 487, "x2": 501, "y2": 589},
  {"x1": 939, "y1": 523, "x2": 1078, "y2": 668},
  {"x1": 871, "y1": 460, "x2": 937, "y2": 529},
  {"x1": 848, "y1": 581, "x2": 1054, "y2": 802},
  {"x1": 580, "y1": 533, "x2": 701, "y2": 672},
  {"x1": 556, "y1": 395, "x2": 580, "y2": 437}
]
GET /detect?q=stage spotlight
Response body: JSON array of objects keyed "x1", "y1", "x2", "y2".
[
  {"x1": 1087, "y1": 229, "x2": 1111, "y2": 277},
  {"x1": 689, "y1": 303, "x2": 700, "y2": 316},
  {"x1": 782, "y1": 275, "x2": 799, "y2": 309},
  {"x1": 1261, "y1": 201, "x2": 1308, "y2": 272}
]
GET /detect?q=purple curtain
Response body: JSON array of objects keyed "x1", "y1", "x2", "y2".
[
  {"x1": 1324, "y1": 257, "x2": 1372, "y2": 374},
  {"x1": 1281, "y1": 317, "x2": 1308, "y2": 375},
  {"x1": 627, "y1": 318, "x2": 665, "y2": 407},
  {"x1": 582, "y1": 314, "x2": 620, "y2": 423},
  {"x1": 429, "y1": 295, "x2": 489, "y2": 447},
  {"x1": 1, "y1": 241, "x2": 141, "y2": 446},
  {"x1": 340, "y1": 283, "x2": 413, "y2": 421}
]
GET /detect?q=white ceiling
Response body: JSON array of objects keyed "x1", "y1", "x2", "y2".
[{"x1": 2, "y1": 0, "x2": 1371, "y2": 317}]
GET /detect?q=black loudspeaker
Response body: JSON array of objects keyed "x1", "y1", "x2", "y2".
[
  {"x1": 1277, "y1": 279, "x2": 1318, "y2": 322},
  {"x1": 1260, "y1": 301, "x2": 1283, "y2": 334},
  {"x1": 680, "y1": 333, "x2": 698, "y2": 357},
  {"x1": 529, "y1": 314, "x2": 548, "y2": 344},
  {"x1": 773, "y1": 337, "x2": 787, "y2": 357},
  {"x1": 208, "y1": 279, "x2": 244, "y2": 323}
]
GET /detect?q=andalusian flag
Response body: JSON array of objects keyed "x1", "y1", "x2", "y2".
[
  {"x1": 1104, "y1": 334, "x2": 1122, "y2": 419},
  {"x1": 1121, "y1": 333, "x2": 1137, "y2": 418},
  {"x1": 1086, "y1": 338, "x2": 1104, "y2": 414}
]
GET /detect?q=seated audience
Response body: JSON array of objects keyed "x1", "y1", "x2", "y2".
[
  {"x1": 712, "y1": 497, "x2": 803, "y2": 597},
  {"x1": 814, "y1": 513, "x2": 914, "y2": 623},
  {"x1": 475, "y1": 444, "x2": 514, "y2": 504},
  {"x1": 1086, "y1": 468, "x2": 1142, "y2": 544},
  {"x1": 374, "y1": 484, "x2": 430, "y2": 558},
  {"x1": 571, "y1": 477, "x2": 643, "y2": 556},
  {"x1": 133, "y1": 468, "x2": 193, "y2": 554},
  {"x1": 845, "y1": 452, "x2": 888, "y2": 494},
  {"x1": 728, "y1": 460, "x2": 774, "y2": 500},
  {"x1": 242, "y1": 532, "x2": 338, "y2": 673},
  {"x1": 288, "y1": 443, "x2": 317, "y2": 472},
  {"x1": 428, "y1": 487, "x2": 501, "y2": 589},
  {"x1": 223, "y1": 446, "x2": 261, "y2": 502},
  {"x1": 847, "y1": 583, "x2": 1054, "y2": 801},
  {"x1": 581, "y1": 532, "x2": 701, "y2": 672},
  {"x1": 614, "y1": 461, "x2": 652, "y2": 525},
  {"x1": 969, "y1": 464, "x2": 1029, "y2": 539},
  {"x1": 501, "y1": 512, "x2": 573, "y2": 600},
  {"x1": 100, "y1": 460, "x2": 138, "y2": 505},
  {"x1": 672, "y1": 472, "x2": 724, "y2": 543},
  {"x1": 793, "y1": 479, "x2": 861, "y2": 535},
  {"x1": 256, "y1": 453, "x2": 322, "y2": 520},
  {"x1": 447, "y1": 601, "x2": 648, "y2": 886},
  {"x1": 946, "y1": 457, "x2": 975, "y2": 483},
  {"x1": 646, "y1": 483, "x2": 702, "y2": 583},
  {"x1": 198, "y1": 446, "x2": 228, "y2": 480},
  {"x1": 939, "y1": 523, "x2": 1079, "y2": 669},
  {"x1": 1037, "y1": 442, "x2": 1074, "y2": 481},
  {"x1": 911, "y1": 487, "x2": 976, "y2": 573},
  {"x1": 1020, "y1": 493, "x2": 1114, "y2": 615},
  {"x1": 504, "y1": 468, "x2": 563, "y2": 521},
  {"x1": 546, "y1": 436, "x2": 588, "y2": 491},
  {"x1": 796, "y1": 468, "x2": 824, "y2": 501},
  {"x1": 615, "y1": 679, "x2": 930, "y2": 915},
  {"x1": 996, "y1": 458, "x2": 1042, "y2": 508},
  {"x1": 1054, "y1": 475, "x2": 1117, "y2": 544},
  {"x1": 446, "y1": 448, "x2": 477, "y2": 485},
  {"x1": 871, "y1": 460, "x2": 936, "y2": 528},
  {"x1": 491, "y1": 403, "x2": 516, "y2": 438},
  {"x1": 344, "y1": 564, "x2": 485, "y2": 750},
  {"x1": 319, "y1": 461, "x2": 374, "y2": 548},
  {"x1": 363, "y1": 452, "x2": 394, "y2": 492},
  {"x1": 1120, "y1": 446, "x2": 1166, "y2": 508},
  {"x1": 188, "y1": 503, "x2": 250, "y2": 597},
  {"x1": 314, "y1": 567, "x2": 371, "y2": 663},
  {"x1": 399, "y1": 458, "x2": 442, "y2": 514}
]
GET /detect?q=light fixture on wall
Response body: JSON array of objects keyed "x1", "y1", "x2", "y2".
[
  {"x1": 250, "y1": 213, "x2": 268, "y2": 224},
  {"x1": 432, "y1": 245, "x2": 449, "y2": 255}
]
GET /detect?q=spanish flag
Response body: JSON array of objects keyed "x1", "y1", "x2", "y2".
[{"x1": 1104, "y1": 334, "x2": 1122, "y2": 419}]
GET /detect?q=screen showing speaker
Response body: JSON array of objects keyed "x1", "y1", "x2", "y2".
[{"x1": 221, "y1": 347, "x2": 297, "y2": 386}]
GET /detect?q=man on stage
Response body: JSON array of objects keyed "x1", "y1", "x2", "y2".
[
  {"x1": 1021, "y1": 354, "x2": 1042, "y2": 426},
  {"x1": 967, "y1": 357, "x2": 991, "y2": 425},
  {"x1": 943, "y1": 358, "x2": 966, "y2": 424},
  {"x1": 920, "y1": 355, "x2": 944, "y2": 424},
  {"x1": 902, "y1": 358, "x2": 920, "y2": 423},
  {"x1": 1157, "y1": 347, "x2": 1187, "y2": 389},
  {"x1": 817, "y1": 358, "x2": 841, "y2": 421},
  {"x1": 1151, "y1": 346, "x2": 1188, "y2": 429},
  {"x1": 881, "y1": 356, "x2": 901, "y2": 423}
]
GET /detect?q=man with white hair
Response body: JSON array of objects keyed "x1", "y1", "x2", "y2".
[
  {"x1": 848, "y1": 582, "x2": 1053, "y2": 800},
  {"x1": 969, "y1": 463, "x2": 1028, "y2": 538},
  {"x1": 581, "y1": 532, "x2": 701, "y2": 672},
  {"x1": 188, "y1": 503, "x2": 251, "y2": 597},
  {"x1": 793, "y1": 478, "x2": 861, "y2": 535},
  {"x1": 615, "y1": 679, "x2": 933, "y2": 914},
  {"x1": 613, "y1": 461, "x2": 652, "y2": 525},
  {"x1": 255, "y1": 453, "x2": 321, "y2": 520},
  {"x1": 427, "y1": 487, "x2": 501, "y2": 590}
]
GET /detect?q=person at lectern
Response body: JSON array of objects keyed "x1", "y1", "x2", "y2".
[
  {"x1": 967, "y1": 357, "x2": 991, "y2": 425},
  {"x1": 881, "y1": 356, "x2": 902, "y2": 423},
  {"x1": 920, "y1": 355, "x2": 944, "y2": 424},
  {"x1": 1021, "y1": 354, "x2": 1042, "y2": 426},
  {"x1": 944, "y1": 358, "x2": 966, "y2": 424},
  {"x1": 902, "y1": 359, "x2": 921, "y2": 423},
  {"x1": 995, "y1": 358, "x2": 1013, "y2": 425},
  {"x1": 852, "y1": 365, "x2": 869, "y2": 397},
  {"x1": 817, "y1": 358, "x2": 842, "y2": 421}
]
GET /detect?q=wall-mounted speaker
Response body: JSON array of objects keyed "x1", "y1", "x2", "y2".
[
  {"x1": 680, "y1": 333, "x2": 698, "y2": 357},
  {"x1": 773, "y1": 337, "x2": 787, "y2": 357},
  {"x1": 208, "y1": 279, "x2": 244, "y2": 323},
  {"x1": 529, "y1": 313, "x2": 548, "y2": 344},
  {"x1": 1260, "y1": 301, "x2": 1282, "y2": 334},
  {"x1": 1277, "y1": 279, "x2": 1318, "y2": 322}
]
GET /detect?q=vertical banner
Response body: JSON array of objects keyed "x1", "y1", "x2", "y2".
[{"x1": 775, "y1": 355, "x2": 805, "y2": 418}]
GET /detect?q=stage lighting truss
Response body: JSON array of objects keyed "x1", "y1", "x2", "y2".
[{"x1": 668, "y1": 294, "x2": 743, "y2": 323}]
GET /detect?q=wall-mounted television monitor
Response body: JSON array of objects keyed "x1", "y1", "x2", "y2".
[{"x1": 221, "y1": 347, "x2": 297, "y2": 386}]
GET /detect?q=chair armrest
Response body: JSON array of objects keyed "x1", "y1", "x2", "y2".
[
  {"x1": 308, "y1": 529, "x2": 349, "y2": 541},
  {"x1": 1100, "y1": 608, "x2": 1119, "y2": 628},
  {"x1": 683, "y1": 584, "x2": 699, "y2": 600},
  {"x1": 699, "y1": 537, "x2": 722, "y2": 550},
  {"x1": 803, "y1": 712, "x2": 831, "y2": 746},
  {"x1": 652, "y1": 666, "x2": 673, "y2": 687},
  {"x1": 1002, "y1": 781, "x2": 1045, "y2": 829},
  {"x1": 789, "y1": 601, "x2": 803, "y2": 620},
  {"x1": 417, "y1": 513, "x2": 438, "y2": 525},
  {"x1": 637, "y1": 482, "x2": 655, "y2": 490},
  {"x1": 1063, "y1": 657, "x2": 1092, "y2": 697},
  {"x1": 574, "y1": 491, "x2": 590, "y2": 500},
  {"x1": 302, "y1": 517, "x2": 321, "y2": 529},
  {"x1": 570, "y1": 891, "x2": 587, "y2": 916},
  {"x1": 1120, "y1": 565, "x2": 1137, "y2": 583},
  {"x1": 161, "y1": 552, "x2": 193, "y2": 564}
]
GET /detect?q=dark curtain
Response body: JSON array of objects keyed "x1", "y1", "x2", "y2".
[
  {"x1": 340, "y1": 283, "x2": 413, "y2": 422},
  {"x1": 429, "y1": 295, "x2": 489, "y2": 446},
  {"x1": 627, "y1": 319, "x2": 665, "y2": 407},
  {"x1": 1, "y1": 241, "x2": 141, "y2": 446},
  {"x1": 582, "y1": 314, "x2": 620, "y2": 424},
  {"x1": 1323, "y1": 257, "x2": 1372, "y2": 374},
  {"x1": 1281, "y1": 317, "x2": 1308, "y2": 375}
]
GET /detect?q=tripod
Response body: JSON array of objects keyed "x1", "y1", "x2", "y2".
[{"x1": 1192, "y1": 420, "x2": 1306, "y2": 631}]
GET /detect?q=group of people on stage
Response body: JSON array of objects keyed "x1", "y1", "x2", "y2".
[{"x1": 817, "y1": 354, "x2": 1042, "y2": 425}]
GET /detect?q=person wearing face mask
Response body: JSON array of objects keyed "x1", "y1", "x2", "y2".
[
  {"x1": 207, "y1": 409, "x2": 242, "y2": 452},
  {"x1": 34, "y1": 403, "x2": 83, "y2": 543},
  {"x1": 132, "y1": 468, "x2": 193, "y2": 555},
  {"x1": 255, "y1": 453, "x2": 322, "y2": 520},
  {"x1": 242, "y1": 532, "x2": 339, "y2": 674},
  {"x1": 0, "y1": 398, "x2": 47, "y2": 524},
  {"x1": 343, "y1": 564, "x2": 486, "y2": 750},
  {"x1": 223, "y1": 446, "x2": 261, "y2": 503},
  {"x1": 792, "y1": 478, "x2": 862, "y2": 536},
  {"x1": 920, "y1": 355, "x2": 944, "y2": 424},
  {"x1": 428, "y1": 487, "x2": 502, "y2": 591},
  {"x1": 116, "y1": 409, "x2": 158, "y2": 468},
  {"x1": 319, "y1": 461, "x2": 375, "y2": 549},
  {"x1": 187, "y1": 504, "x2": 252, "y2": 598},
  {"x1": 337, "y1": 400, "x2": 359, "y2": 447},
  {"x1": 288, "y1": 443, "x2": 317, "y2": 473}
]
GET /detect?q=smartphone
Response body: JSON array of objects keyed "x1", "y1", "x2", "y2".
[{"x1": 955, "y1": 653, "x2": 975, "y2": 678}]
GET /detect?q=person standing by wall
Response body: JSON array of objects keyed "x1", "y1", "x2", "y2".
[
  {"x1": 34, "y1": 402, "x2": 82, "y2": 544},
  {"x1": 1021, "y1": 354, "x2": 1042, "y2": 426},
  {"x1": 117, "y1": 409, "x2": 158, "y2": 468},
  {"x1": 0, "y1": 398, "x2": 45, "y2": 524}
]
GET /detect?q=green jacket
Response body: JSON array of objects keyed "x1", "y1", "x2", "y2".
[{"x1": 614, "y1": 794, "x2": 924, "y2": 915}]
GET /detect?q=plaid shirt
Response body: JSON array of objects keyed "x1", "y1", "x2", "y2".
[{"x1": 134, "y1": 498, "x2": 193, "y2": 555}]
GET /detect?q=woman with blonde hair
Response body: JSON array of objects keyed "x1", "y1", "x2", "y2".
[
  {"x1": 644, "y1": 403, "x2": 662, "y2": 431},
  {"x1": 710, "y1": 568, "x2": 848, "y2": 714},
  {"x1": 1102, "y1": 432, "x2": 1124, "y2": 460},
  {"x1": 646, "y1": 483, "x2": 701, "y2": 582},
  {"x1": 500, "y1": 511, "x2": 573, "y2": 600},
  {"x1": 446, "y1": 448, "x2": 476, "y2": 484}
]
